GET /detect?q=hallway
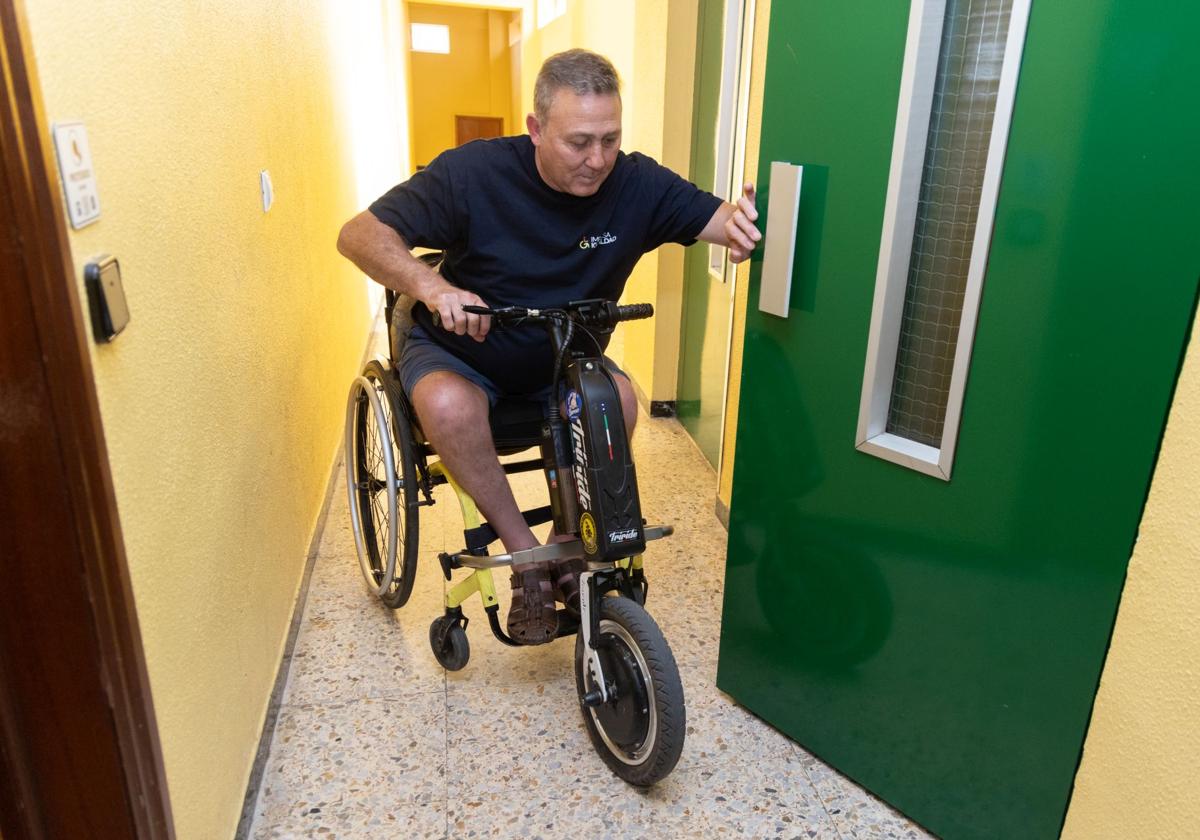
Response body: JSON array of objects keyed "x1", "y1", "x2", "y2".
[{"x1": 243, "y1": 322, "x2": 930, "y2": 839}]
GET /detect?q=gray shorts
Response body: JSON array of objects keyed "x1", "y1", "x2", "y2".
[{"x1": 397, "y1": 325, "x2": 627, "y2": 407}]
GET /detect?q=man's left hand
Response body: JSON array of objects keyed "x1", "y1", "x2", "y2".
[{"x1": 725, "y1": 183, "x2": 761, "y2": 263}]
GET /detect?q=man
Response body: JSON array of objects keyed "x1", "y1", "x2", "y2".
[{"x1": 337, "y1": 49, "x2": 760, "y2": 643}]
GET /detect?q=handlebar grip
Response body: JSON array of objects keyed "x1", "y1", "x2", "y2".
[
  {"x1": 433, "y1": 304, "x2": 491, "y2": 326},
  {"x1": 615, "y1": 303, "x2": 654, "y2": 322}
]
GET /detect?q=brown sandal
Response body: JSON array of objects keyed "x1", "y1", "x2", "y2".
[
  {"x1": 551, "y1": 557, "x2": 586, "y2": 615},
  {"x1": 507, "y1": 565, "x2": 559, "y2": 645}
]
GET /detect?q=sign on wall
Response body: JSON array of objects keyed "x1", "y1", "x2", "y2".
[{"x1": 51, "y1": 121, "x2": 101, "y2": 229}]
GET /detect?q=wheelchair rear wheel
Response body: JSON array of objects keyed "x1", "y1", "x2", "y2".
[
  {"x1": 575, "y1": 597, "x2": 685, "y2": 786},
  {"x1": 345, "y1": 360, "x2": 418, "y2": 608}
]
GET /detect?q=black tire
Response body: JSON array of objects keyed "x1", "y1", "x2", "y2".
[
  {"x1": 364, "y1": 361, "x2": 421, "y2": 608},
  {"x1": 349, "y1": 361, "x2": 419, "y2": 608},
  {"x1": 429, "y1": 617, "x2": 470, "y2": 671},
  {"x1": 574, "y1": 597, "x2": 685, "y2": 786}
]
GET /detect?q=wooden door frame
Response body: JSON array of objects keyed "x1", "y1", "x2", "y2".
[{"x1": 0, "y1": 2, "x2": 173, "y2": 837}]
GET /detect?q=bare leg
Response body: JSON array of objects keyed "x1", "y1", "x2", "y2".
[
  {"x1": 410, "y1": 371, "x2": 537, "y2": 553},
  {"x1": 610, "y1": 370, "x2": 639, "y2": 439},
  {"x1": 412, "y1": 372, "x2": 559, "y2": 644}
]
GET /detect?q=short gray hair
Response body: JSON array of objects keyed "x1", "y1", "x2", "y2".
[{"x1": 534, "y1": 49, "x2": 621, "y2": 122}]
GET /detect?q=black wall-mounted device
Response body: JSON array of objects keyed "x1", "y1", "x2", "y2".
[{"x1": 84, "y1": 255, "x2": 129, "y2": 342}]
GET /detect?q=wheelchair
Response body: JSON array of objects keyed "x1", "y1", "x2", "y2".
[{"x1": 342, "y1": 254, "x2": 685, "y2": 785}]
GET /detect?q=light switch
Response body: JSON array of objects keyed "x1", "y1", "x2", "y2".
[
  {"x1": 85, "y1": 255, "x2": 129, "y2": 342},
  {"x1": 260, "y1": 169, "x2": 274, "y2": 212}
]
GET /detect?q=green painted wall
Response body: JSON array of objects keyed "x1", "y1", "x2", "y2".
[{"x1": 677, "y1": 0, "x2": 730, "y2": 466}]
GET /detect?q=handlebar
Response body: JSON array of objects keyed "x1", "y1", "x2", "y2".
[
  {"x1": 460, "y1": 299, "x2": 654, "y2": 330},
  {"x1": 614, "y1": 303, "x2": 654, "y2": 321},
  {"x1": 454, "y1": 298, "x2": 652, "y2": 384}
]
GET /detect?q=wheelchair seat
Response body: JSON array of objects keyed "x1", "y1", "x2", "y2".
[{"x1": 489, "y1": 397, "x2": 546, "y2": 452}]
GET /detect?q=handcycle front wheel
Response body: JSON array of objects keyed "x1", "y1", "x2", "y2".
[
  {"x1": 344, "y1": 360, "x2": 419, "y2": 609},
  {"x1": 574, "y1": 596, "x2": 685, "y2": 786}
]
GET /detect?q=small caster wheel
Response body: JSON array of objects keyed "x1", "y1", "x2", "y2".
[{"x1": 429, "y1": 616, "x2": 470, "y2": 671}]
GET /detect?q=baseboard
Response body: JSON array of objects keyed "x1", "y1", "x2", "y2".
[{"x1": 714, "y1": 494, "x2": 730, "y2": 529}]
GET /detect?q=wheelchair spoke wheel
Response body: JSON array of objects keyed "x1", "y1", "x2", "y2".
[
  {"x1": 345, "y1": 361, "x2": 419, "y2": 608},
  {"x1": 575, "y1": 597, "x2": 685, "y2": 786},
  {"x1": 365, "y1": 360, "x2": 420, "y2": 607}
]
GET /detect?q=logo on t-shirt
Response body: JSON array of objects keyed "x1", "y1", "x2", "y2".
[{"x1": 579, "y1": 232, "x2": 618, "y2": 250}]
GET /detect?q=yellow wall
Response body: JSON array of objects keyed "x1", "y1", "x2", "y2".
[
  {"x1": 409, "y1": 3, "x2": 516, "y2": 167},
  {"x1": 21, "y1": 1, "x2": 411, "y2": 837},
  {"x1": 518, "y1": 0, "x2": 700, "y2": 403},
  {"x1": 1061, "y1": 331, "x2": 1200, "y2": 838},
  {"x1": 650, "y1": 0, "x2": 704, "y2": 404}
]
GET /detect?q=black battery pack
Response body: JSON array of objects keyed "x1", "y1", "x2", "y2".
[{"x1": 563, "y1": 359, "x2": 645, "y2": 561}]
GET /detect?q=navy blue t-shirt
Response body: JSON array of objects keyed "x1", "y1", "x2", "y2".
[{"x1": 368, "y1": 135, "x2": 723, "y2": 394}]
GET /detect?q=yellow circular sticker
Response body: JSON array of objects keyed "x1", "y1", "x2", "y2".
[{"x1": 579, "y1": 512, "x2": 598, "y2": 555}]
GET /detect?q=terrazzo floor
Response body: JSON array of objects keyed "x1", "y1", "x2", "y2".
[{"x1": 245, "y1": 327, "x2": 932, "y2": 840}]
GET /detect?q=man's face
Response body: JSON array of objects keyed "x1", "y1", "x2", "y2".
[{"x1": 527, "y1": 90, "x2": 622, "y2": 197}]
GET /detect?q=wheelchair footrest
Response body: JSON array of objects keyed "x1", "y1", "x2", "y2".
[
  {"x1": 448, "y1": 524, "x2": 673, "y2": 570},
  {"x1": 452, "y1": 539, "x2": 583, "y2": 569},
  {"x1": 484, "y1": 604, "x2": 521, "y2": 648}
]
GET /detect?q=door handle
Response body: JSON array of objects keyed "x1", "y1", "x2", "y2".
[{"x1": 758, "y1": 161, "x2": 804, "y2": 318}]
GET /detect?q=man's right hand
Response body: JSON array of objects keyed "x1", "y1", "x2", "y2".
[
  {"x1": 425, "y1": 287, "x2": 491, "y2": 342},
  {"x1": 334, "y1": 211, "x2": 491, "y2": 341}
]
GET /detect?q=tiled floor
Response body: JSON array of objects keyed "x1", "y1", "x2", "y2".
[{"x1": 246, "y1": 330, "x2": 931, "y2": 839}]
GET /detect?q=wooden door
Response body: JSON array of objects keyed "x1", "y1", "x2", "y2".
[
  {"x1": 0, "y1": 3, "x2": 173, "y2": 837},
  {"x1": 455, "y1": 114, "x2": 504, "y2": 145}
]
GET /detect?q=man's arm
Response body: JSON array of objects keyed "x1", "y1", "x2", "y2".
[
  {"x1": 336, "y1": 211, "x2": 490, "y2": 341},
  {"x1": 696, "y1": 183, "x2": 761, "y2": 263}
]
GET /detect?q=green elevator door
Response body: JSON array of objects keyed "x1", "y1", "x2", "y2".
[{"x1": 717, "y1": 2, "x2": 1200, "y2": 839}]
